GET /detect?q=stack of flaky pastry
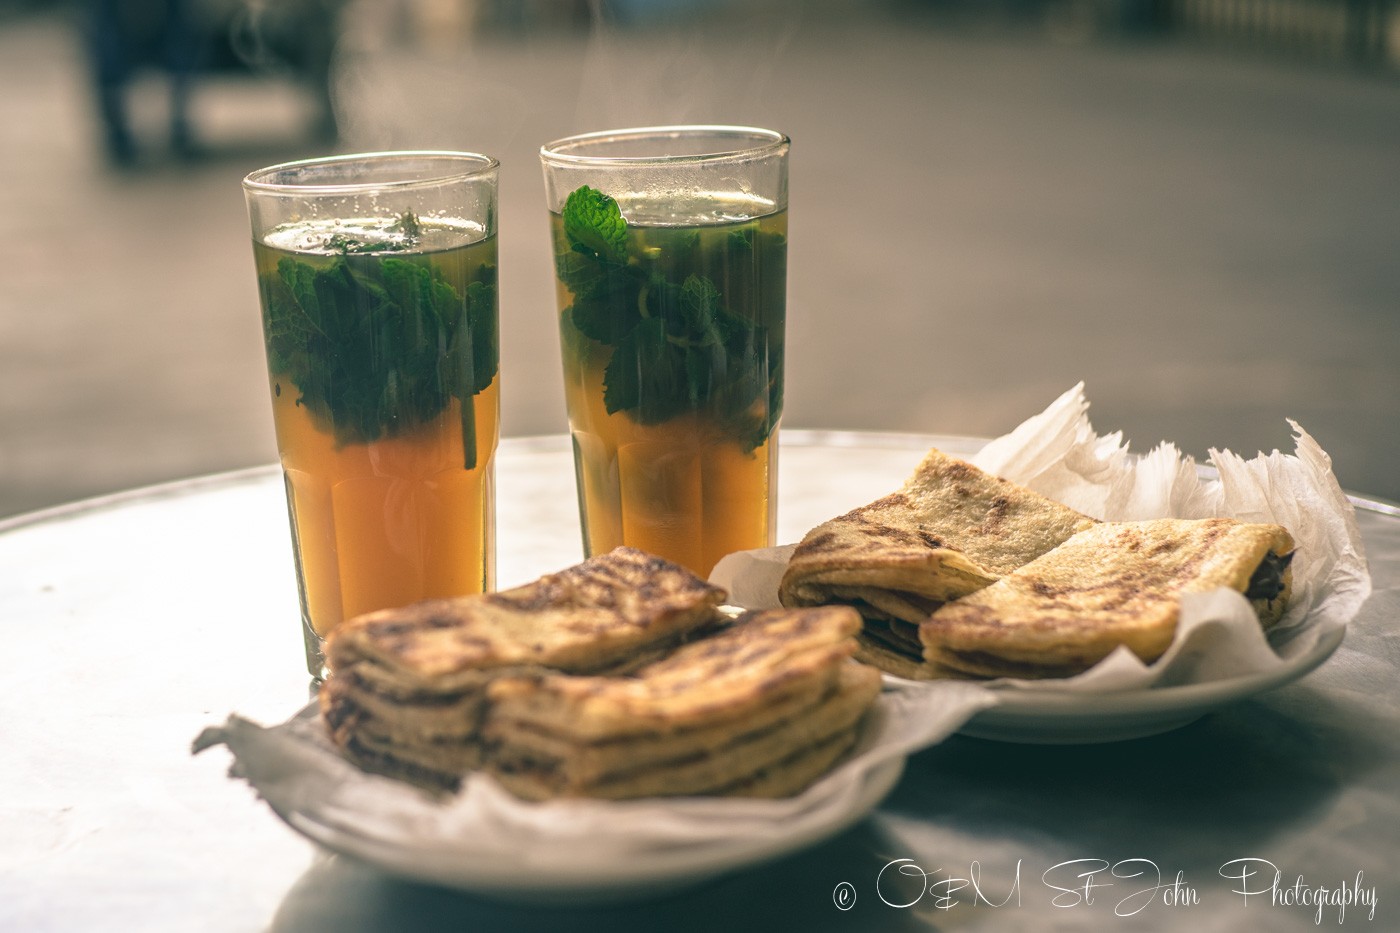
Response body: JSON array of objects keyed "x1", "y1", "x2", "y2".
[
  {"x1": 778, "y1": 448, "x2": 1296, "y2": 680},
  {"x1": 319, "y1": 547, "x2": 880, "y2": 800}
]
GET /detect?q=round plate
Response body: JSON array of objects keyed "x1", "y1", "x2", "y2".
[
  {"x1": 269, "y1": 756, "x2": 905, "y2": 905},
  {"x1": 958, "y1": 624, "x2": 1345, "y2": 743}
]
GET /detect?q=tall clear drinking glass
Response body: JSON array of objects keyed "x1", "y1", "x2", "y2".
[
  {"x1": 540, "y1": 126, "x2": 789, "y2": 578},
  {"x1": 243, "y1": 151, "x2": 500, "y2": 679}
]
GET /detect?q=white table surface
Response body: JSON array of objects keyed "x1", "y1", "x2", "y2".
[{"x1": 3, "y1": 431, "x2": 1397, "y2": 932}]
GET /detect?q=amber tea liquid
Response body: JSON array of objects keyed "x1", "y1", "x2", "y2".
[
  {"x1": 254, "y1": 217, "x2": 499, "y2": 656},
  {"x1": 551, "y1": 196, "x2": 786, "y2": 577}
]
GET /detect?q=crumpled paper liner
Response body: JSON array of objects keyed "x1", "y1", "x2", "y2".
[
  {"x1": 194, "y1": 680, "x2": 996, "y2": 882},
  {"x1": 711, "y1": 382, "x2": 1372, "y2": 693},
  {"x1": 196, "y1": 384, "x2": 1371, "y2": 879}
]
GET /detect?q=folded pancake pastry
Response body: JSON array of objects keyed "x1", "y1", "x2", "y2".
[
  {"x1": 325, "y1": 545, "x2": 728, "y2": 686},
  {"x1": 483, "y1": 606, "x2": 880, "y2": 800},
  {"x1": 319, "y1": 551, "x2": 879, "y2": 799},
  {"x1": 778, "y1": 447, "x2": 1097, "y2": 676},
  {"x1": 320, "y1": 546, "x2": 729, "y2": 789},
  {"x1": 919, "y1": 518, "x2": 1296, "y2": 679}
]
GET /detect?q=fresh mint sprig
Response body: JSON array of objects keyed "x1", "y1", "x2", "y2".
[
  {"x1": 259, "y1": 248, "x2": 498, "y2": 469},
  {"x1": 556, "y1": 185, "x2": 785, "y2": 451}
]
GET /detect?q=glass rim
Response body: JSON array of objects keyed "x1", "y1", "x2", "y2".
[
  {"x1": 539, "y1": 125, "x2": 789, "y2": 167},
  {"x1": 242, "y1": 150, "x2": 499, "y2": 196}
]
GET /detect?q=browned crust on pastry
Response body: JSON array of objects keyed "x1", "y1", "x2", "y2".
[
  {"x1": 485, "y1": 662, "x2": 880, "y2": 800},
  {"x1": 778, "y1": 448, "x2": 1096, "y2": 621},
  {"x1": 323, "y1": 547, "x2": 727, "y2": 684},
  {"x1": 319, "y1": 579, "x2": 878, "y2": 800},
  {"x1": 920, "y1": 518, "x2": 1295, "y2": 678},
  {"x1": 483, "y1": 606, "x2": 865, "y2": 739}
]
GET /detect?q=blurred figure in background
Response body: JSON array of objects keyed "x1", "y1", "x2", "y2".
[
  {"x1": 81, "y1": 0, "x2": 344, "y2": 166},
  {"x1": 85, "y1": 0, "x2": 202, "y2": 164}
]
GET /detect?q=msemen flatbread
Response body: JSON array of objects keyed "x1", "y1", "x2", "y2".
[
  {"x1": 481, "y1": 607, "x2": 877, "y2": 800},
  {"x1": 486, "y1": 661, "x2": 880, "y2": 800},
  {"x1": 780, "y1": 448, "x2": 1096, "y2": 619},
  {"x1": 324, "y1": 546, "x2": 728, "y2": 691},
  {"x1": 778, "y1": 448, "x2": 1096, "y2": 676},
  {"x1": 318, "y1": 560, "x2": 878, "y2": 799},
  {"x1": 486, "y1": 672, "x2": 833, "y2": 781},
  {"x1": 484, "y1": 606, "x2": 866, "y2": 741},
  {"x1": 319, "y1": 547, "x2": 728, "y2": 788},
  {"x1": 920, "y1": 518, "x2": 1295, "y2": 679}
]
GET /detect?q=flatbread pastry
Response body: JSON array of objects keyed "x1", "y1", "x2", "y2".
[
  {"x1": 481, "y1": 606, "x2": 878, "y2": 800},
  {"x1": 486, "y1": 661, "x2": 880, "y2": 800},
  {"x1": 320, "y1": 547, "x2": 728, "y2": 789},
  {"x1": 325, "y1": 545, "x2": 728, "y2": 688},
  {"x1": 319, "y1": 553, "x2": 879, "y2": 800},
  {"x1": 778, "y1": 447, "x2": 1096, "y2": 675},
  {"x1": 919, "y1": 517, "x2": 1296, "y2": 679}
]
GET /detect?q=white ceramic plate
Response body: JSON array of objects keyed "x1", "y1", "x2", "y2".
[
  {"x1": 268, "y1": 755, "x2": 905, "y2": 905},
  {"x1": 958, "y1": 624, "x2": 1345, "y2": 743}
]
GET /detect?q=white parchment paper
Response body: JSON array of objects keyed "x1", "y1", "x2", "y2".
[
  {"x1": 194, "y1": 679, "x2": 996, "y2": 883},
  {"x1": 196, "y1": 385, "x2": 1371, "y2": 879}
]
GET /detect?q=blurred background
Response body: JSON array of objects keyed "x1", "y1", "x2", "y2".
[{"x1": 1, "y1": 0, "x2": 1397, "y2": 520}]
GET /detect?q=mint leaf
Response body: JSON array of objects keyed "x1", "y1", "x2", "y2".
[
  {"x1": 674, "y1": 274, "x2": 751, "y2": 352},
  {"x1": 562, "y1": 185, "x2": 628, "y2": 262},
  {"x1": 259, "y1": 249, "x2": 498, "y2": 469},
  {"x1": 603, "y1": 315, "x2": 665, "y2": 417},
  {"x1": 460, "y1": 277, "x2": 499, "y2": 396},
  {"x1": 567, "y1": 262, "x2": 644, "y2": 345},
  {"x1": 554, "y1": 192, "x2": 785, "y2": 451},
  {"x1": 555, "y1": 237, "x2": 640, "y2": 300},
  {"x1": 678, "y1": 275, "x2": 721, "y2": 336},
  {"x1": 557, "y1": 186, "x2": 646, "y2": 345}
]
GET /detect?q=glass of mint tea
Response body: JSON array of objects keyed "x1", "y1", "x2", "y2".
[
  {"x1": 540, "y1": 126, "x2": 789, "y2": 578},
  {"x1": 243, "y1": 152, "x2": 500, "y2": 679}
]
